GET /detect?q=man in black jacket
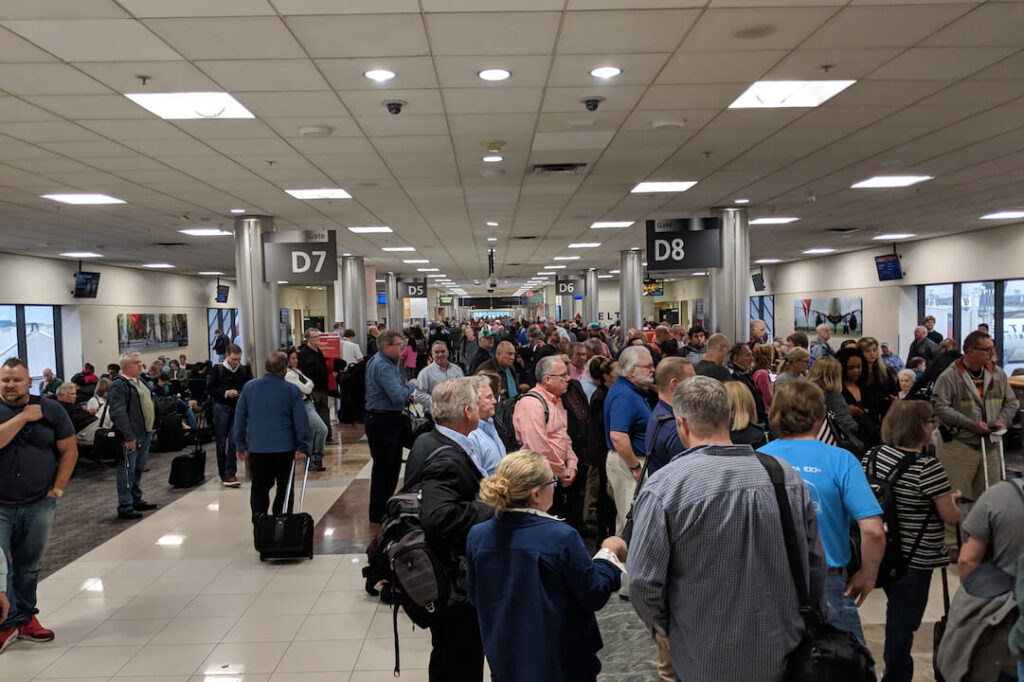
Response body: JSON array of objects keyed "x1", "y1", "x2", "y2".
[
  {"x1": 402, "y1": 377, "x2": 492, "y2": 682},
  {"x1": 297, "y1": 328, "x2": 332, "y2": 443},
  {"x1": 207, "y1": 345, "x2": 253, "y2": 487},
  {"x1": 108, "y1": 352, "x2": 158, "y2": 518}
]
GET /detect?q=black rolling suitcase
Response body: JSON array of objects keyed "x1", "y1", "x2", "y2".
[
  {"x1": 169, "y1": 429, "x2": 206, "y2": 488},
  {"x1": 153, "y1": 414, "x2": 185, "y2": 452},
  {"x1": 254, "y1": 459, "x2": 314, "y2": 561}
]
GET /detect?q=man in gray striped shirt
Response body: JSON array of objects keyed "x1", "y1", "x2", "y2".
[{"x1": 627, "y1": 376, "x2": 827, "y2": 682}]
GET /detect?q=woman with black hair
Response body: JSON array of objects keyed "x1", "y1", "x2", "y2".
[{"x1": 837, "y1": 346, "x2": 881, "y2": 448}]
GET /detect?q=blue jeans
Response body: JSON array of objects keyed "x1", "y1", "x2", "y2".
[
  {"x1": 212, "y1": 402, "x2": 237, "y2": 481},
  {"x1": 0, "y1": 496, "x2": 57, "y2": 629},
  {"x1": 116, "y1": 431, "x2": 153, "y2": 514},
  {"x1": 303, "y1": 400, "x2": 327, "y2": 466},
  {"x1": 826, "y1": 572, "x2": 867, "y2": 646},
  {"x1": 1018, "y1": 659, "x2": 1023, "y2": 682},
  {"x1": 176, "y1": 398, "x2": 198, "y2": 429},
  {"x1": 882, "y1": 567, "x2": 932, "y2": 682}
]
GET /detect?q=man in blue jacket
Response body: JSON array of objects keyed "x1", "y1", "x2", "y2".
[{"x1": 233, "y1": 352, "x2": 310, "y2": 523}]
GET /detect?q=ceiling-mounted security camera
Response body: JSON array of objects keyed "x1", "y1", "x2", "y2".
[
  {"x1": 383, "y1": 100, "x2": 407, "y2": 115},
  {"x1": 582, "y1": 96, "x2": 605, "y2": 112}
]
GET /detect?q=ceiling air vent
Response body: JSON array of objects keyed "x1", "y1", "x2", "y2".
[
  {"x1": 532, "y1": 163, "x2": 587, "y2": 176},
  {"x1": 513, "y1": 236, "x2": 538, "y2": 241},
  {"x1": 827, "y1": 228, "x2": 860, "y2": 236},
  {"x1": 154, "y1": 242, "x2": 187, "y2": 246}
]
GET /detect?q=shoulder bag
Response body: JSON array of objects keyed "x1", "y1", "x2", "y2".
[
  {"x1": 92, "y1": 399, "x2": 124, "y2": 460},
  {"x1": 754, "y1": 452, "x2": 875, "y2": 682},
  {"x1": 619, "y1": 414, "x2": 674, "y2": 544}
]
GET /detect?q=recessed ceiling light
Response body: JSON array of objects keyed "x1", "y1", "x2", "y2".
[
  {"x1": 872, "y1": 233, "x2": 916, "y2": 240},
  {"x1": 851, "y1": 175, "x2": 932, "y2": 189},
  {"x1": 348, "y1": 226, "x2": 392, "y2": 233},
  {"x1": 609, "y1": 269, "x2": 620, "y2": 274},
  {"x1": 229, "y1": 208, "x2": 246, "y2": 214},
  {"x1": 482, "y1": 155, "x2": 503, "y2": 163},
  {"x1": 198, "y1": 271, "x2": 224, "y2": 275},
  {"x1": 382, "y1": 247, "x2": 415, "y2": 252},
  {"x1": 487, "y1": 237, "x2": 497, "y2": 242},
  {"x1": 42, "y1": 193, "x2": 125, "y2": 205},
  {"x1": 428, "y1": 274, "x2": 446, "y2": 278},
  {"x1": 802, "y1": 248, "x2": 835, "y2": 255},
  {"x1": 631, "y1": 181, "x2": 697, "y2": 193},
  {"x1": 598, "y1": 275, "x2": 613, "y2": 279},
  {"x1": 734, "y1": 198, "x2": 750, "y2": 204},
  {"x1": 403, "y1": 259, "x2": 429, "y2": 264},
  {"x1": 375, "y1": 279, "x2": 385, "y2": 283},
  {"x1": 285, "y1": 188, "x2": 351, "y2": 199},
  {"x1": 60, "y1": 251, "x2": 102, "y2": 258},
  {"x1": 364, "y1": 69, "x2": 396, "y2": 82},
  {"x1": 754, "y1": 259, "x2": 781, "y2": 264},
  {"x1": 590, "y1": 66, "x2": 622, "y2": 79},
  {"x1": 417, "y1": 268, "x2": 439, "y2": 272},
  {"x1": 981, "y1": 210, "x2": 1024, "y2": 220},
  {"x1": 729, "y1": 80, "x2": 855, "y2": 109},
  {"x1": 142, "y1": 263, "x2": 175, "y2": 269},
  {"x1": 553, "y1": 256, "x2": 580, "y2": 261},
  {"x1": 486, "y1": 221, "x2": 499, "y2": 227},
  {"x1": 535, "y1": 272, "x2": 553, "y2": 277},
  {"x1": 342, "y1": 252, "x2": 352, "y2": 257},
  {"x1": 478, "y1": 68, "x2": 511, "y2": 82},
  {"x1": 591, "y1": 221, "x2": 634, "y2": 229},
  {"x1": 544, "y1": 265, "x2": 567, "y2": 269},
  {"x1": 692, "y1": 271, "x2": 707, "y2": 276},
  {"x1": 179, "y1": 228, "x2": 232, "y2": 237},
  {"x1": 125, "y1": 92, "x2": 254, "y2": 119},
  {"x1": 750, "y1": 217, "x2": 800, "y2": 225},
  {"x1": 568, "y1": 243, "x2": 600, "y2": 248}
]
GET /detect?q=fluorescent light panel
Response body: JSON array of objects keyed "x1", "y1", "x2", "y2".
[
  {"x1": 553, "y1": 256, "x2": 580, "y2": 261},
  {"x1": 802, "y1": 248, "x2": 835, "y2": 255},
  {"x1": 631, "y1": 181, "x2": 697, "y2": 193},
  {"x1": 125, "y1": 92, "x2": 254, "y2": 119},
  {"x1": 750, "y1": 217, "x2": 800, "y2": 225},
  {"x1": 568, "y1": 243, "x2": 600, "y2": 248},
  {"x1": 198, "y1": 271, "x2": 224, "y2": 275},
  {"x1": 981, "y1": 211, "x2": 1024, "y2": 220},
  {"x1": 754, "y1": 259, "x2": 780, "y2": 264},
  {"x1": 42, "y1": 193, "x2": 124, "y2": 205},
  {"x1": 60, "y1": 251, "x2": 102, "y2": 258},
  {"x1": 417, "y1": 268, "x2": 439, "y2": 272},
  {"x1": 851, "y1": 175, "x2": 932, "y2": 189},
  {"x1": 179, "y1": 228, "x2": 231, "y2": 236},
  {"x1": 286, "y1": 188, "x2": 351, "y2": 199},
  {"x1": 872, "y1": 233, "x2": 915, "y2": 240},
  {"x1": 143, "y1": 263, "x2": 175, "y2": 269},
  {"x1": 229, "y1": 208, "x2": 246, "y2": 214},
  {"x1": 729, "y1": 80, "x2": 855, "y2": 109},
  {"x1": 348, "y1": 226, "x2": 392, "y2": 233},
  {"x1": 382, "y1": 247, "x2": 415, "y2": 252},
  {"x1": 591, "y1": 221, "x2": 633, "y2": 229},
  {"x1": 478, "y1": 68, "x2": 510, "y2": 82},
  {"x1": 543, "y1": 265, "x2": 566, "y2": 269},
  {"x1": 402, "y1": 259, "x2": 429, "y2": 263}
]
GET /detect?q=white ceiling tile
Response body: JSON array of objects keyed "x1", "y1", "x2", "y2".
[
  {"x1": 680, "y1": 7, "x2": 838, "y2": 51},
  {"x1": 568, "y1": 0, "x2": 704, "y2": 7},
  {"x1": 923, "y1": 3, "x2": 1024, "y2": 48},
  {"x1": 868, "y1": 47, "x2": 1018, "y2": 81},
  {"x1": 264, "y1": 116, "x2": 362, "y2": 139},
  {"x1": 444, "y1": 88, "x2": 544, "y2": 115},
  {"x1": 173, "y1": 119, "x2": 278, "y2": 140},
  {"x1": 143, "y1": 17, "x2": 305, "y2": 59},
  {"x1": 535, "y1": 110, "x2": 629, "y2": 133},
  {"x1": 658, "y1": 50, "x2": 786, "y2": 84},
  {"x1": 765, "y1": 47, "x2": 902, "y2": 80},
  {"x1": 802, "y1": 5, "x2": 974, "y2": 49},
  {"x1": 970, "y1": 51, "x2": 1024, "y2": 81},
  {"x1": 0, "y1": 97, "x2": 58, "y2": 122},
  {"x1": 638, "y1": 83, "x2": 747, "y2": 110},
  {"x1": 424, "y1": 0, "x2": 563, "y2": 8},
  {"x1": 0, "y1": 25, "x2": 59, "y2": 61},
  {"x1": 372, "y1": 135, "x2": 452, "y2": 154},
  {"x1": 73, "y1": 61, "x2": 222, "y2": 93},
  {"x1": 316, "y1": 56, "x2": 438, "y2": 90},
  {"x1": 285, "y1": 14, "x2": 428, "y2": 58},
  {"x1": 0, "y1": 64, "x2": 112, "y2": 95},
  {"x1": 827, "y1": 80, "x2": 949, "y2": 109},
  {"x1": 2, "y1": 19, "x2": 182, "y2": 61},
  {"x1": 0, "y1": 120, "x2": 102, "y2": 143},
  {"x1": 621, "y1": 108, "x2": 717, "y2": 132},
  {"x1": 357, "y1": 114, "x2": 449, "y2": 137},
  {"x1": 271, "y1": 0, "x2": 419, "y2": 14},
  {"x1": 447, "y1": 113, "x2": 537, "y2": 136},
  {"x1": 426, "y1": 13, "x2": 559, "y2": 56},
  {"x1": 541, "y1": 86, "x2": 647, "y2": 113},
  {"x1": 558, "y1": 10, "x2": 700, "y2": 54},
  {"x1": 78, "y1": 118, "x2": 184, "y2": 140},
  {"x1": 433, "y1": 55, "x2": 552, "y2": 88},
  {"x1": 197, "y1": 59, "x2": 330, "y2": 92},
  {"x1": 0, "y1": 1, "x2": 130, "y2": 20},
  {"x1": 25, "y1": 95, "x2": 154, "y2": 120},
  {"x1": 233, "y1": 91, "x2": 343, "y2": 118},
  {"x1": 120, "y1": 0, "x2": 275, "y2": 17},
  {"x1": 547, "y1": 53, "x2": 671, "y2": 87},
  {"x1": 339, "y1": 89, "x2": 444, "y2": 117}
]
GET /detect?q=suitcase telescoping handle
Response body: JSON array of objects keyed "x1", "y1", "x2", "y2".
[{"x1": 281, "y1": 456, "x2": 310, "y2": 514}]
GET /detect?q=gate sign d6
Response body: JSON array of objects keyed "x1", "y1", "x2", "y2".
[
  {"x1": 644, "y1": 218, "x2": 722, "y2": 274},
  {"x1": 263, "y1": 241, "x2": 338, "y2": 284},
  {"x1": 400, "y1": 278, "x2": 427, "y2": 298},
  {"x1": 556, "y1": 277, "x2": 583, "y2": 296}
]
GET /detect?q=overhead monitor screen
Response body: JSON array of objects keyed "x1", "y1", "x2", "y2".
[
  {"x1": 73, "y1": 271, "x2": 100, "y2": 298},
  {"x1": 874, "y1": 254, "x2": 903, "y2": 281},
  {"x1": 642, "y1": 278, "x2": 664, "y2": 296}
]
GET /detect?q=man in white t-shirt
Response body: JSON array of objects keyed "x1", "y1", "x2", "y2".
[{"x1": 340, "y1": 328, "x2": 363, "y2": 366}]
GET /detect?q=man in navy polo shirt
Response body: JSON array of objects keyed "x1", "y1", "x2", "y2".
[
  {"x1": 604, "y1": 345, "x2": 655, "y2": 535},
  {"x1": 645, "y1": 357, "x2": 695, "y2": 476}
]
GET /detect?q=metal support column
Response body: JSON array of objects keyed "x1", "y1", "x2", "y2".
[
  {"x1": 583, "y1": 268, "x2": 599, "y2": 325},
  {"x1": 342, "y1": 256, "x2": 367, "y2": 354},
  {"x1": 385, "y1": 272, "x2": 403, "y2": 331},
  {"x1": 233, "y1": 215, "x2": 279, "y2": 376},
  {"x1": 709, "y1": 207, "x2": 750, "y2": 342},
  {"x1": 619, "y1": 250, "x2": 643, "y2": 342}
]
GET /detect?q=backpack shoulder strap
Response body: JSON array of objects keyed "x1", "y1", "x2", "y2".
[
  {"x1": 644, "y1": 414, "x2": 675, "y2": 459},
  {"x1": 524, "y1": 390, "x2": 549, "y2": 424}
]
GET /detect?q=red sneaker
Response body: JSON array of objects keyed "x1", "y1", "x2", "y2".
[
  {"x1": 0, "y1": 626, "x2": 17, "y2": 654},
  {"x1": 17, "y1": 616, "x2": 54, "y2": 642}
]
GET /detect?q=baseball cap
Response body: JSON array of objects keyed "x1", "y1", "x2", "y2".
[
  {"x1": 480, "y1": 328, "x2": 495, "y2": 338},
  {"x1": 881, "y1": 341, "x2": 891, "y2": 347},
  {"x1": 588, "y1": 322, "x2": 602, "y2": 330}
]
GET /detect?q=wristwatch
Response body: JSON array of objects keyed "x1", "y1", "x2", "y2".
[{"x1": 51, "y1": 488, "x2": 64, "y2": 498}]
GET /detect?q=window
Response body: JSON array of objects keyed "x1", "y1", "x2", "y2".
[
  {"x1": 207, "y1": 308, "x2": 240, "y2": 362},
  {"x1": 923, "y1": 284, "x2": 954, "y2": 339},
  {"x1": 0, "y1": 304, "x2": 62, "y2": 392},
  {"x1": 749, "y1": 295, "x2": 775, "y2": 341},
  {"x1": 1004, "y1": 279, "x2": 1024, "y2": 374},
  {"x1": 960, "y1": 281, "x2": 995, "y2": 349}
]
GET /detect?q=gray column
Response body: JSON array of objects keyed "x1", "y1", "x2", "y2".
[
  {"x1": 385, "y1": 272, "x2": 403, "y2": 331},
  {"x1": 583, "y1": 268, "x2": 599, "y2": 325},
  {"x1": 342, "y1": 256, "x2": 367, "y2": 354},
  {"x1": 709, "y1": 207, "x2": 750, "y2": 343},
  {"x1": 619, "y1": 250, "x2": 643, "y2": 342},
  {"x1": 233, "y1": 215, "x2": 278, "y2": 377}
]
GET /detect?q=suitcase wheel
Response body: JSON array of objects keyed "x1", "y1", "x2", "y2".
[{"x1": 259, "y1": 554, "x2": 266, "y2": 562}]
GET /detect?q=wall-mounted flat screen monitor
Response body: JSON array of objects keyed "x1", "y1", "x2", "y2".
[
  {"x1": 642, "y1": 278, "x2": 664, "y2": 296},
  {"x1": 874, "y1": 254, "x2": 903, "y2": 281},
  {"x1": 752, "y1": 272, "x2": 765, "y2": 292},
  {"x1": 216, "y1": 284, "x2": 230, "y2": 303},
  {"x1": 73, "y1": 271, "x2": 100, "y2": 298},
  {"x1": 377, "y1": 293, "x2": 387, "y2": 305}
]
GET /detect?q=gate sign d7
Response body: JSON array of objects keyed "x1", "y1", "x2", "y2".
[
  {"x1": 263, "y1": 240, "x2": 338, "y2": 284},
  {"x1": 644, "y1": 218, "x2": 722, "y2": 275}
]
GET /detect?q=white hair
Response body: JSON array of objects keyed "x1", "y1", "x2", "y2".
[
  {"x1": 616, "y1": 345, "x2": 649, "y2": 377},
  {"x1": 119, "y1": 351, "x2": 141, "y2": 367}
]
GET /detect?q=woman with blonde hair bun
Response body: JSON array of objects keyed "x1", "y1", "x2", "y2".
[{"x1": 466, "y1": 449, "x2": 627, "y2": 682}]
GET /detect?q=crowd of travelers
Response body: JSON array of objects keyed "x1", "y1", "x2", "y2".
[{"x1": 2, "y1": 311, "x2": 1023, "y2": 682}]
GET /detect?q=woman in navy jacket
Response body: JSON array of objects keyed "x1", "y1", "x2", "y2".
[{"x1": 466, "y1": 450, "x2": 626, "y2": 682}]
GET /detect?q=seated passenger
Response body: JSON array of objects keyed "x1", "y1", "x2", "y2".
[
  {"x1": 56, "y1": 383, "x2": 99, "y2": 446},
  {"x1": 466, "y1": 450, "x2": 625, "y2": 682}
]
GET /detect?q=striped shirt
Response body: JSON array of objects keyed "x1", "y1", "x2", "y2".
[
  {"x1": 627, "y1": 444, "x2": 827, "y2": 682},
  {"x1": 861, "y1": 445, "x2": 952, "y2": 570}
]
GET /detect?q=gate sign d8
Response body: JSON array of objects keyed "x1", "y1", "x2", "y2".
[{"x1": 644, "y1": 218, "x2": 722, "y2": 274}]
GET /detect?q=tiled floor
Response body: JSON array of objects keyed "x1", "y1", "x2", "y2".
[{"x1": 5, "y1": 420, "x2": 964, "y2": 681}]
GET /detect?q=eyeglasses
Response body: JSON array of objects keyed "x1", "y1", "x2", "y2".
[
  {"x1": 971, "y1": 345, "x2": 995, "y2": 352},
  {"x1": 546, "y1": 372, "x2": 570, "y2": 379},
  {"x1": 545, "y1": 477, "x2": 559, "y2": 487}
]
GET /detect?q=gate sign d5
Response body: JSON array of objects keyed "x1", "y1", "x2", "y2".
[
  {"x1": 400, "y1": 278, "x2": 427, "y2": 298},
  {"x1": 263, "y1": 236, "x2": 338, "y2": 284},
  {"x1": 644, "y1": 218, "x2": 722, "y2": 274}
]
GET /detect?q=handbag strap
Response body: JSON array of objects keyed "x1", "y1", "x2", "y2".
[
  {"x1": 633, "y1": 414, "x2": 675, "y2": 500},
  {"x1": 754, "y1": 451, "x2": 818, "y2": 629}
]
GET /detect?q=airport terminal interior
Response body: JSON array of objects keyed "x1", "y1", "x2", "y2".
[{"x1": 0, "y1": 1, "x2": 1023, "y2": 680}]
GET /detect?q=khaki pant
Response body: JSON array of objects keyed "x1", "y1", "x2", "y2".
[
  {"x1": 936, "y1": 437, "x2": 1001, "y2": 552},
  {"x1": 606, "y1": 450, "x2": 643, "y2": 536},
  {"x1": 654, "y1": 630, "x2": 674, "y2": 682},
  {"x1": 583, "y1": 465, "x2": 601, "y2": 524}
]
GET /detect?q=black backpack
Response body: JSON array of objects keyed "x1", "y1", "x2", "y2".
[
  {"x1": 492, "y1": 390, "x2": 547, "y2": 452},
  {"x1": 847, "y1": 447, "x2": 932, "y2": 589}
]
